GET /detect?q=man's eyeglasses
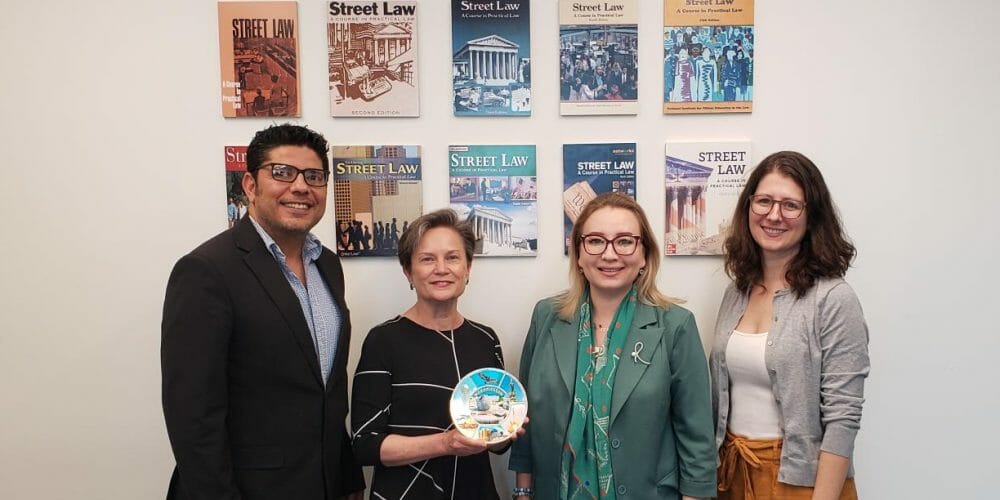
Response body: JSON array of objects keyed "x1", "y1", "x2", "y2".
[
  {"x1": 749, "y1": 195, "x2": 805, "y2": 219},
  {"x1": 580, "y1": 233, "x2": 642, "y2": 256},
  {"x1": 259, "y1": 163, "x2": 330, "y2": 187}
]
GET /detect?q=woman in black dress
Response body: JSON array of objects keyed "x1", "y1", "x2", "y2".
[{"x1": 351, "y1": 209, "x2": 520, "y2": 499}]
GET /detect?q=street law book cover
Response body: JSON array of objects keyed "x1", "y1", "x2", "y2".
[
  {"x1": 218, "y1": 1, "x2": 300, "y2": 117},
  {"x1": 451, "y1": 0, "x2": 531, "y2": 116},
  {"x1": 664, "y1": 140, "x2": 750, "y2": 255},
  {"x1": 559, "y1": 0, "x2": 638, "y2": 115},
  {"x1": 563, "y1": 143, "x2": 636, "y2": 254},
  {"x1": 328, "y1": 1, "x2": 419, "y2": 117},
  {"x1": 449, "y1": 145, "x2": 537, "y2": 257},
  {"x1": 331, "y1": 145, "x2": 422, "y2": 257},
  {"x1": 663, "y1": 0, "x2": 754, "y2": 114}
]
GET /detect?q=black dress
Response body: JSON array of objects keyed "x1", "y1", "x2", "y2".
[{"x1": 351, "y1": 316, "x2": 504, "y2": 500}]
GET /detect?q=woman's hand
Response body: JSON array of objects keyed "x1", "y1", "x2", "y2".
[{"x1": 440, "y1": 429, "x2": 488, "y2": 456}]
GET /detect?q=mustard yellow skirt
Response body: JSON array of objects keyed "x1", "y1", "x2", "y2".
[{"x1": 718, "y1": 432, "x2": 858, "y2": 500}]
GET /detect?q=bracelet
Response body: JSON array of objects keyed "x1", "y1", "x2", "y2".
[{"x1": 512, "y1": 486, "x2": 534, "y2": 498}]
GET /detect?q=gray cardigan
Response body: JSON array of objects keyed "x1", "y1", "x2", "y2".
[{"x1": 710, "y1": 278, "x2": 870, "y2": 487}]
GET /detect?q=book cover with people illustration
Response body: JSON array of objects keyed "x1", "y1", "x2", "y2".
[
  {"x1": 559, "y1": 0, "x2": 638, "y2": 115},
  {"x1": 224, "y1": 145, "x2": 248, "y2": 228},
  {"x1": 448, "y1": 145, "x2": 538, "y2": 257},
  {"x1": 218, "y1": 1, "x2": 300, "y2": 117},
  {"x1": 328, "y1": 1, "x2": 419, "y2": 117},
  {"x1": 664, "y1": 141, "x2": 750, "y2": 255},
  {"x1": 663, "y1": 0, "x2": 754, "y2": 114},
  {"x1": 451, "y1": 0, "x2": 531, "y2": 116},
  {"x1": 331, "y1": 145, "x2": 423, "y2": 257},
  {"x1": 563, "y1": 143, "x2": 637, "y2": 254}
]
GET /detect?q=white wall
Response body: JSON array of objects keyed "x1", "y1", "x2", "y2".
[{"x1": 1, "y1": 1, "x2": 997, "y2": 498}]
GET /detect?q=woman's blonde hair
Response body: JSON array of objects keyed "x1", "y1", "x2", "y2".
[{"x1": 554, "y1": 192, "x2": 677, "y2": 320}]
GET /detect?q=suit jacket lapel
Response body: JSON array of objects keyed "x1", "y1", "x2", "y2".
[
  {"x1": 610, "y1": 303, "x2": 661, "y2": 426},
  {"x1": 315, "y1": 250, "x2": 350, "y2": 393},
  {"x1": 234, "y1": 219, "x2": 324, "y2": 387},
  {"x1": 550, "y1": 314, "x2": 579, "y2": 397}
]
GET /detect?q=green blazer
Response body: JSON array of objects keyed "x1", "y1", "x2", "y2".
[{"x1": 509, "y1": 298, "x2": 716, "y2": 499}]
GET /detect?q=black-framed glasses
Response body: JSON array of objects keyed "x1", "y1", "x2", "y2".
[
  {"x1": 749, "y1": 195, "x2": 805, "y2": 219},
  {"x1": 260, "y1": 163, "x2": 330, "y2": 187},
  {"x1": 580, "y1": 233, "x2": 642, "y2": 256}
]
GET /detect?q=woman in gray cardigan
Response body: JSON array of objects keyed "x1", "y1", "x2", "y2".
[{"x1": 711, "y1": 151, "x2": 870, "y2": 499}]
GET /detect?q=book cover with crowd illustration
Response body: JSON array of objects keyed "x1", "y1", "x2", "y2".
[
  {"x1": 562, "y1": 143, "x2": 636, "y2": 254},
  {"x1": 663, "y1": 0, "x2": 754, "y2": 114},
  {"x1": 451, "y1": 0, "x2": 531, "y2": 116},
  {"x1": 328, "y1": 1, "x2": 419, "y2": 117},
  {"x1": 559, "y1": 0, "x2": 638, "y2": 115},
  {"x1": 224, "y1": 146, "x2": 248, "y2": 228},
  {"x1": 449, "y1": 145, "x2": 538, "y2": 257},
  {"x1": 664, "y1": 141, "x2": 750, "y2": 255},
  {"x1": 218, "y1": 1, "x2": 300, "y2": 117},
  {"x1": 330, "y1": 145, "x2": 422, "y2": 257}
]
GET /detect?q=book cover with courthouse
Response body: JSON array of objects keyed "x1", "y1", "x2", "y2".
[
  {"x1": 331, "y1": 145, "x2": 422, "y2": 257},
  {"x1": 663, "y1": 0, "x2": 754, "y2": 114},
  {"x1": 224, "y1": 146, "x2": 248, "y2": 228},
  {"x1": 218, "y1": 1, "x2": 300, "y2": 117},
  {"x1": 664, "y1": 141, "x2": 750, "y2": 255},
  {"x1": 559, "y1": 0, "x2": 638, "y2": 115},
  {"x1": 451, "y1": 0, "x2": 531, "y2": 116},
  {"x1": 449, "y1": 145, "x2": 538, "y2": 257},
  {"x1": 563, "y1": 143, "x2": 636, "y2": 254},
  {"x1": 328, "y1": 1, "x2": 419, "y2": 117}
]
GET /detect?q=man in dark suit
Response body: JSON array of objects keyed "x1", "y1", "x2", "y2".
[{"x1": 162, "y1": 124, "x2": 364, "y2": 500}]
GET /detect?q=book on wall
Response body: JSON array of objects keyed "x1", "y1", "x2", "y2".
[
  {"x1": 328, "y1": 1, "x2": 419, "y2": 117},
  {"x1": 664, "y1": 141, "x2": 750, "y2": 255},
  {"x1": 224, "y1": 146, "x2": 249, "y2": 228},
  {"x1": 448, "y1": 145, "x2": 538, "y2": 257},
  {"x1": 218, "y1": 1, "x2": 300, "y2": 117},
  {"x1": 563, "y1": 143, "x2": 637, "y2": 254},
  {"x1": 663, "y1": 0, "x2": 754, "y2": 114},
  {"x1": 451, "y1": 0, "x2": 531, "y2": 116},
  {"x1": 559, "y1": 0, "x2": 638, "y2": 116},
  {"x1": 331, "y1": 145, "x2": 423, "y2": 257}
]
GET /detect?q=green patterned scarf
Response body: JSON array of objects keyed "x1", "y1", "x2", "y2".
[{"x1": 559, "y1": 287, "x2": 638, "y2": 500}]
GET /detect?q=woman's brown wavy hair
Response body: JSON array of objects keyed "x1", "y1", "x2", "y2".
[{"x1": 724, "y1": 151, "x2": 856, "y2": 297}]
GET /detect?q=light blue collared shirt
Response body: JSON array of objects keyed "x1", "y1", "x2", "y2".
[{"x1": 250, "y1": 216, "x2": 341, "y2": 384}]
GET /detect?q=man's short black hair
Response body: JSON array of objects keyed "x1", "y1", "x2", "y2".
[{"x1": 246, "y1": 124, "x2": 329, "y2": 177}]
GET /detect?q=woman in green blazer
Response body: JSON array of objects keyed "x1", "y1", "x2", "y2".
[{"x1": 509, "y1": 193, "x2": 716, "y2": 500}]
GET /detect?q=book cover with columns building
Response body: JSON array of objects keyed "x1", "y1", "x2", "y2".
[
  {"x1": 664, "y1": 141, "x2": 750, "y2": 255},
  {"x1": 451, "y1": 0, "x2": 531, "y2": 116},
  {"x1": 449, "y1": 145, "x2": 537, "y2": 257},
  {"x1": 327, "y1": 1, "x2": 419, "y2": 117}
]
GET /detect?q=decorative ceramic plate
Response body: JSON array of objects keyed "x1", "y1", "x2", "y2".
[{"x1": 450, "y1": 367, "x2": 528, "y2": 444}]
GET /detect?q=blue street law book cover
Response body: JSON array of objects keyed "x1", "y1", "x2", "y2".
[
  {"x1": 451, "y1": 0, "x2": 531, "y2": 116},
  {"x1": 562, "y1": 143, "x2": 636, "y2": 254},
  {"x1": 449, "y1": 145, "x2": 537, "y2": 256}
]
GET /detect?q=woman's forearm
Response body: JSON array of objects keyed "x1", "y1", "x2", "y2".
[{"x1": 811, "y1": 451, "x2": 850, "y2": 500}]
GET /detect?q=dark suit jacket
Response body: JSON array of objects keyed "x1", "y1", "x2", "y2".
[{"x1": 162, "y1": 217, "x2": 364, "y2": 500}]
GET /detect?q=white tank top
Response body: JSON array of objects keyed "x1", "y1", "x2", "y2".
[{"x1": 726, "y1": 330, "x2": 783, "y2": 439}]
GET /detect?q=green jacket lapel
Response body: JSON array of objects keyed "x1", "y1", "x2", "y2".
[{"x1": 610, "y1": 302, "x2": 661, "y2": 426}]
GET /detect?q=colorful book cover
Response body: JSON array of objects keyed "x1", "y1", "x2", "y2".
[
  {"x1": 225, "y1": 146, "x2": 249, "y2": 228},
  {"x1": 448, "y1": 145, "x2": 538, "y2": 257},
  {"x1": 663, "y1": 0, "x2": 754, "y2": 114},
  {"x1": 218, "y1": 1, "x2": 300, "y2": 117},
  {"x1": 559, "y1": 0, "x2": 638, "y2": 116},
  {"x1": 664, "y1": 141, "x2": 750, "y2": 255},
  {"x1": 331, "y1": 145, "x2": 423, "y2": 257},
  {"x1": 328, "y1": 1, "x2": 419, "y2": 117},
  {"x1": 451, "y1": 0, "x2": 531, "y2": 116},
  {"x1": 562, "y1": 143, "x2": 637, "y2": 254}
]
